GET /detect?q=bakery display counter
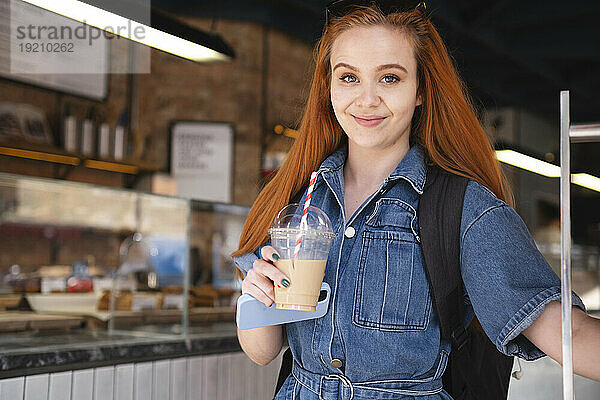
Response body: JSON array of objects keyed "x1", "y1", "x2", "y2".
[
  {"x1": 0, "y1": 322, "x2": 240, "y2": 380},
  {"x1": 0, "y1": 173, "x2": 253, "y2": 398},
  {"x1": 0, "y1": 304, "x2": 235, "y2": 331}
]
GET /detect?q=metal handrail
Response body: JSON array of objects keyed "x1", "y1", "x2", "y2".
[
  {"x1": 559, "y1": 91, "x2": 600, "y2": 400},
  {"x1": 560, "y1": 90, "x2": 574, "y2": 400},
  {"x1": 570, "y1": 124, "x2": 600, "y2": 143}
]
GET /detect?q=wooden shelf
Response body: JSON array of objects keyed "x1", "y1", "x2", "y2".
[
  {"x1": 0, "y1": 141, "x2": 162, "y2": 175},
  {"x1": 0, "y1": 312, "x2": 85, "y2": 332},
  {"x1": 0, "y1": 221, "x2": 135, "y2": 238}
]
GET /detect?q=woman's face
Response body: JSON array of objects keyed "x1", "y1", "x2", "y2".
[{"x1": 329, "y1": 25, "x2": 421, "y2": 152}]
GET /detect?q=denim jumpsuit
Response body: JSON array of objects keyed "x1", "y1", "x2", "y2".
[{"x1": 234, "y1": 142, "x2": 585, "y2": 400}]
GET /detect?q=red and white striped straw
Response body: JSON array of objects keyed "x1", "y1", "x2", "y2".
[{"x1": 293, "y1": 171, "x2": 318, "y2": 260}]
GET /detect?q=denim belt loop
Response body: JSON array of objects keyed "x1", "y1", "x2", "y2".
[
  {"x1": 319, "y1": 374, "x2": 354, "y2": 400},
  {"x1": 331, "y1": 373, "x2": 354, "y2": 400},
  {"x1": 318, "y1": 375, "x2": 327, "y2": 400}
]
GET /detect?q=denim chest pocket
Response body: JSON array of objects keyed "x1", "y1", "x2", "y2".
[{"x1": 353, "y1": 198, "x2": 432, "y2": 331}]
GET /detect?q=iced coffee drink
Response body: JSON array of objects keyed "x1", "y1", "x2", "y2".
[{"x1": 269, "y1": 203, "x2": 335, "y2": 311}]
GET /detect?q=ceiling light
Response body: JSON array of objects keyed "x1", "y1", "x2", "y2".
[
  {"x1": 495, "y1": 149, "x2": 600, "y2": 193},
  {"x1": 20, "y1": 0, "x2": 235, "y2": 62},
  {"x1": 571, "y1": 174, "x2": 600, "y2": 193},
  {"x1": 495, "y1": 150, "x2": 561, "y2": 177}
]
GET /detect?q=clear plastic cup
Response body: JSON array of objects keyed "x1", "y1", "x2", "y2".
[{"x1": 268, "y1": 203, "x2": 335, "y2": 311}]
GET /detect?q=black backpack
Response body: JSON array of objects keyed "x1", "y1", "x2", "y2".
[{"x1": 273, "y1": 166, "x2": 514, "y2": 400}]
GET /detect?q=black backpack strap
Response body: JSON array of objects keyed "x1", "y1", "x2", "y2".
[
  {"x1": 419, "y1": 166, "x2": 513, "y2": 400},
  {"x1": 418, "y1": 166, "x2": 469, "y2": 347}
]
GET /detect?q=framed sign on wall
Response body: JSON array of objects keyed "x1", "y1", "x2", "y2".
[{"x1": 169, "y1": 121, "x2": 234, "y2": 203}]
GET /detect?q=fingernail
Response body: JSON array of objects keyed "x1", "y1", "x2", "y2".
[
  {"x1": 272, "y1": 253, "x2": 280, "y2": 261},
  {"x1": 281, "y1": 279, "x2": 290, "y2": 288}
]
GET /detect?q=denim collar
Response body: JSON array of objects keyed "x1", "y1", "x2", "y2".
[{"x1": 317, "y1": 141, "x2": 427, "y2": 194}]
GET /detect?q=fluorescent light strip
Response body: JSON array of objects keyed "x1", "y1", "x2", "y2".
[
  {"x1": 21, "y1": 0, "x2": 229, "y2": 62},
  {"x1": 495, "y1": 150, "x2": 600, "y2": 193},
  {"x1": 572, "y1": 174, "x2": 600, "y2": 192},
  {"x1": 495, "y1": 150, "x2": 561, "y2": 177}
]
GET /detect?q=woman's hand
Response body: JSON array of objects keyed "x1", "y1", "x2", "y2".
[{"x1": 241, "y1": 245, "x2": 290, "y2": 307}]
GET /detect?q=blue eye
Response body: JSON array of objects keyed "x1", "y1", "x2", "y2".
[
  {"x1": 340, "y1": 74, "x2": 357, "y2": 83},
  {"x1": 382, "y1": 75, "x2": 399, "y2": 84}
]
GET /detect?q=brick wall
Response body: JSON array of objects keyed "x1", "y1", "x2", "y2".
[
  {"x1": 0, "y1": 17, "x2": 313, "y2": 205},
  {"x1": 0, "y1": 17, "x2": 313, "y2": 272}
]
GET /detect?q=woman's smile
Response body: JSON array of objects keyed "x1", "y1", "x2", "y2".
[{"x1": 352, "y1": 114, "x2": 387, "y2": 127}]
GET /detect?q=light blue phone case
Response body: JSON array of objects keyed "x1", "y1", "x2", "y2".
[{"x1": 236, "y1": 282, "x2": 331, "y2": 330}]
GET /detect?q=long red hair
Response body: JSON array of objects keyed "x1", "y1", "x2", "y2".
[{"x1": 231, "y1": 6, "x2": 513, "y2": 273}]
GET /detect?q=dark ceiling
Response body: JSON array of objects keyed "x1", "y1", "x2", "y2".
[
  {"x1": 153, "y1": 0, "x2": 600, "y2": 175},
  {"x1": 154, "y1": 0, "x2": 600, "y2": 121}
]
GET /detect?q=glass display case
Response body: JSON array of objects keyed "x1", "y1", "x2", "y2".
[
  {"x1": 0, "y1": 172, "x2": 193, "y2": 338},
  {"x1": 186, "y1": 201, "x2": 249, "y2": 327}
]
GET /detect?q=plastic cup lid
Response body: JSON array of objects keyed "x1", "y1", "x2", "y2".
[{"x1": 269, "y1": 203, "x2": 335, "y2": 239}]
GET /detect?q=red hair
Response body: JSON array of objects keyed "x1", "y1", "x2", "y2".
[{"x1": 232, "y1": 6, "x2": 513, "y2": 275}]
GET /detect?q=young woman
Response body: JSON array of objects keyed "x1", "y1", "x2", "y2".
[{"x1": 231, "y1": 2, "x2": 600, "y2": 399}]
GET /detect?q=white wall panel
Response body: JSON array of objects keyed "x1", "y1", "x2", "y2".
[
  {"x1": 186, "y1": 356, "x2": 203, "y2": 400},
  {"x1": 94, "y1": 366, "x2": 114, "y2": 400},
  {"x1": 229, "y1": 353, "x2": 246, "y2": 400},
  {"x1": 261, "y1": 351, "x2": 283, "y2": 400},
  {"x1": 217, "y1": 353, "x2": 232, "y2": 400},
  {"x1": 262, "y1": 358, "x2": 274, "y2": 400},
  {"x1": 24, "y1": 374, "x2": 48, "y2": 400},
  {"x1": 170, "y1": 358, "x2": 187, "y2": 400},
  {"x1": 0, "y1": 377, "x2": 24, "y2": 400},
  {"x1": 153, "y1": 360, "x2": 170, "y2": 400},
  {"x1": 48, "y1": 371, "x2": 71, "y2": 400},
  {"x1": 133, "y1": 362, "x2": 153, "y2": 400},
  {"x1": 114, "y1": 364, "x2": 134, "y2": 400},
  {"x1": 0, "y1": 351, "x2": 267, "y2": 400},
  {"x1": 243, "y1": 355, "x2": 261, "y2": 400},
  {"x1": 72, "y1": 369, "x2": 94, "y2": 400},
  {"x1": 202, "y1": 355, "x2": 218, "y2": 400}
]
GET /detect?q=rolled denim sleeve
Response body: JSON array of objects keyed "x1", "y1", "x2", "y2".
[
  {"x1": 460, "y1": 203, "x2": 585, "y2": 360},
  {"x1": 232, "y1": 239, "x2": 272, "y2": 278}
]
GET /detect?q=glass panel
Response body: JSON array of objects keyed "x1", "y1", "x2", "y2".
[
  {"x1": 188, "y1": 201, "x2": 249, "y2": 328},
  {"x1": 0, "y1": 174, "x2": 137, "y2": 230},
  {"x1": 0, "y1": 172, "x2": 191, "y2": 351},
  {"x1": 139, "y1": 194, "x2": 188, "y2": 237}
]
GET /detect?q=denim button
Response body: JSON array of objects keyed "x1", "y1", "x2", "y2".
[
  {"x1": 331, "y1": 358, "x2": 343, "y2": 369},
  {"x1": 344, "y1": 226, "x2": 355, "y2": 238}
]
